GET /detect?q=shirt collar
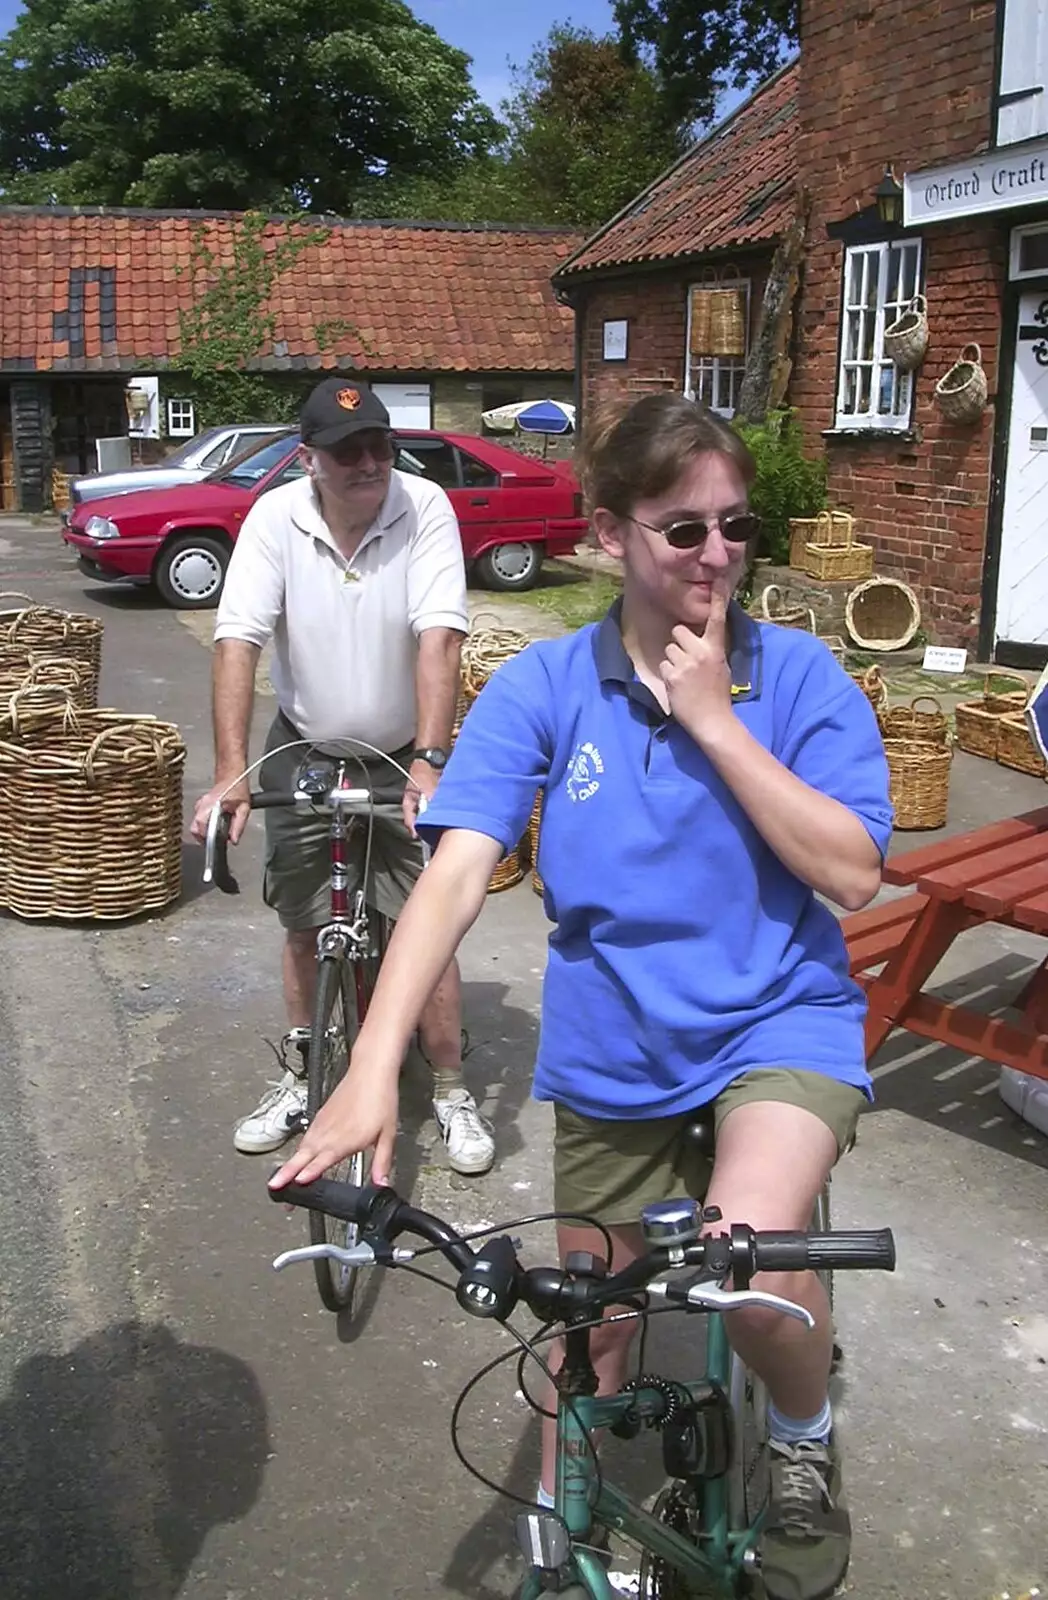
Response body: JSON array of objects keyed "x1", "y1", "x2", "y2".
[
  {"x1": 593, "y1": 596, "x2": 763, "y2": 703},
  {"x1": 290, "y1": 469, "x2": 410, "y2": 552}
]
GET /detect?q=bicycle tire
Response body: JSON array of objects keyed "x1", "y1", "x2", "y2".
[{"x1": 306, "y1": 913, "x2": 392, "y2": 1314}]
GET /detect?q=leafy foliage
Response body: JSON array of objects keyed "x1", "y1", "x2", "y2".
[
  {"x1": 733, "y1": 409, "x2": 827, "y2": 565},
  {"x1": 614, "y1": 0, "x2": 796, "y2": 124},
  {"x1": 0, "y1": 0, "x2": 500, "y2": 210}
]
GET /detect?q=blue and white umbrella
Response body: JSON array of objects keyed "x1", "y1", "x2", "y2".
[{"x1": 482, "y1": 398, "x2": 576, "y2": 435}]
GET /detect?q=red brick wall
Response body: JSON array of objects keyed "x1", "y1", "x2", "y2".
[
  {"x1": 574, "y1": 253, "x2": 772, "y2": 430},
  {"x1": 793, "y1": 0, "x2": 1003, "y2": 645}
]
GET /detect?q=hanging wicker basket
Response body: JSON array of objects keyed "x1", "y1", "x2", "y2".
[
  {"x1": 0, "y1": 596, "x2": 103, "y2": 705},
  {"x1": 0, "y1": 690, "x2": 185, "y2": 921},
  {"x1": 850, "y1": 663, "x2": 889, "y2": 712},
  {"x1": 996, "y1": 712, "x2": 1046, "y2": 779},
  {"x1": 879, "y1": 696, "x2": 950, "y2": 746},
  {"x1": 935, "y1": 343, "x2": 988, "y2": 424},
  {"x1": 953, "y1": 673, "x2": 1029, "y2": 760},
  {"x1": 883, "y1": 294, "x2": 929, "y2": 372},
  {"x1": 883, "y1": 738, "x2": 952, "y2": 830},
  {"x1": 759, "y1": 584, "x2": 816, "y2": 632},
  {"x1": 844, "y1": 577, "x2": 922, "y2": 652}
]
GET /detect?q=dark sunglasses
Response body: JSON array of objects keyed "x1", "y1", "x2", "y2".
[
  {"x1": 631, "y1": 511, "x2": 760, "y2": 550},
  {"x1": 327, "y1": 431, "x2": 395, "y2": 465}
]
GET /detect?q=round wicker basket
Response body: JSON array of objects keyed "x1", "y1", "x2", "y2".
[
  {"x1": 845, "y1": 578, "x2": 921, "y2": 652},
  {"x1": 935, "y1": 343, "x2": 988, "y2": 424},
  {"x1": 883, "y1": 294, "x2": 929, "y2": 372},
  {"x1": 883, "y1": 738, "x2": 952, "y2": 831}
]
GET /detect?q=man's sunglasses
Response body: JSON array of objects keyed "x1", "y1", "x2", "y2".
[
  {"x1": 327, "y1": 431, "x2": 395, "y2": 465},
  {"x1": 631, "y1": 511, "x2": 760, "y2": 550}
]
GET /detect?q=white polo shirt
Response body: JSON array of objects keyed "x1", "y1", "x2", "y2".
[{"x1": 214, "y1": 469, "x2": 468, "y2": 751}]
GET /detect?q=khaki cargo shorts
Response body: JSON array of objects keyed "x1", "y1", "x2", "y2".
[
  {"x1": 553, "y1": 1066, "x2": 867, "y2": 1226},
  {"x1": 260, "y1": 713, "x2": 423, "y2": 932}
]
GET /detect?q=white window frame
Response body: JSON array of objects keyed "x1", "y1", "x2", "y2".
[
  {"x1": 684, "y1": 278, "x2": 751, "y2": 418},
  {"x1": 834, "y1": 239, "x2": 923, "y2": 431},
  {"x1": 166, "y1": 398, "x2": 196, "y2": 438},
  {"x1": 1010, "y1": 221, "x2": 1048, "y2": 281}
]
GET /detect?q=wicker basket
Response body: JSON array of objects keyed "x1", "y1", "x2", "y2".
[
  {"x1": 0, "y1": 650, "x2": 94, "y2": 709},
  {"x1": 788, "y1": 511, "x2": 853, "y2": 569},
  {"x1": 883, "y1": 294, "x2": 929, "y2": 372},
  {"x1": 845, "y1": 577, "x2": 921, "y2": 652},
  {"x1": 820, "y1": 634, "x2": 847, "y2": 663},
  {"x1": 461, "y1": 618, "x2": 531, "y2": 702},
  {"x1": 850, "y1": 664, "x2": 889, "y2": 712},
  {"x1": 935, "y1": 343, "x2": 988, "y2": 424},
  {"x1": 879, "y1": 696, "x2": 949, "y2": 746},
  {"x1": 883, "y1": 738, "x2": 952, "y2": 830},
  {"x1": 528, "y1": 791, "x2": 545, "y2": 896},
  {"x1": 996, "y1": 712, "x2": 1046, "y2": 778},
  {"x1": 759, "y1": 584, "x2": 816, "y2": 632},
  {"x1": 0, "y1": 694, "x2": 185, "y2": 920},
  {"x1": 0, "y1": 599, "x2": 103, "y2": 705},
  {"x1": 488, "y1": 847, "x2": 525, "y2": 893},
  {"x1": 803, "y1": 538, "x2": 874, "y2": 583},
  {"x1": 953, "y1": 674, "x2": 1029, "y2": 759}
]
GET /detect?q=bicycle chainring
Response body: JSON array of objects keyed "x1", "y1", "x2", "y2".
[{"x1": 637, "y1": 1483, "x2": 709, "y2": 1600}]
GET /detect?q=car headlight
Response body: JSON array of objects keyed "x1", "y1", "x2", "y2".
[{"x1": 84, "y1": 515, "x2": 120, "y2": 540}]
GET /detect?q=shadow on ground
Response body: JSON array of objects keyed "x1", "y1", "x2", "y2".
[{"x1": 0, "y1": 1321, "x2": 269, "y2": 1600}]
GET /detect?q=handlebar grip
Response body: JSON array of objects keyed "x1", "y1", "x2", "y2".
[
  {"x1": 752, "y1": 1229, "x2": 896, "y2": 1274},
  {"x1": 271, "y1": 1176, "x2": 370, "y2": 1223}
]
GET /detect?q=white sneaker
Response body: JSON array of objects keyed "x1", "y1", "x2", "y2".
[
  {"x1": 432, "y1": 1087, "x2": 495, "y2": 1175},
  {"x1": 234, "y1": 1071, "x2": 307, "y2": 1154}
]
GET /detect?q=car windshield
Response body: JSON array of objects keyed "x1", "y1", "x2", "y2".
[
  {"x1": 210, "y1": 431, "x2": 298, "y2": 486},
  {"x1": 165, "y1": 429, "x2": 225, "y2": 467}
]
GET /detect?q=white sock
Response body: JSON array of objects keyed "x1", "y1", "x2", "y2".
[
  {"x1": 768, "y1": 1397, "x2": 832, "y2": 1444},
  {"x1": 536, "y1": 1484, "x2": 555, "y2": 1509}
]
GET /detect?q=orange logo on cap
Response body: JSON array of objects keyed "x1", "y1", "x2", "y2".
[{"x1": 336, "y1": 387, "x2": 361, "y2": 411}]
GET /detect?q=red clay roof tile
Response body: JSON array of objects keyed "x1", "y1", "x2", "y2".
[
  {"x1": 0, "y1": 209, "x2": 580, "y2": 374},
  {"x1": 556, "y1": 62, "x2": 797, "y2": 280}
]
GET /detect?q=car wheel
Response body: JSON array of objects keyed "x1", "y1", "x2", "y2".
[
  {"x1": 475, "y1": 541, "x2": 543, "y2": 592},
  {"x1": 154, "y1": 534, "x2": 230, "y2": 609}
]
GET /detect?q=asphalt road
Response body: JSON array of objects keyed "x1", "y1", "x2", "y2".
[{"x1": 0, "y1": 515, "x2": 1046, "y2": 1600}]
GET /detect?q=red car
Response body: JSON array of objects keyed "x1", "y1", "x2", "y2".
[{"x1": 63, "y1": 427, "x2": 588, "y2": 608}]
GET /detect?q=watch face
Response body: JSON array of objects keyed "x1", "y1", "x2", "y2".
[{"x1": 417, "y1": 747, "x2": 448, "y2": 770}]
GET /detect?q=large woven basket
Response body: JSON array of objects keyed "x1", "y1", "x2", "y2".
[
  {"x1": 954, "y1": 674, "x2": 1029, "y2": 760},
  {"x1": 0, "y1": 692, "x2": 185, "y2": 920},
  {"x1": 883, "y1": 738, "x2": 952, "y2": 830},
  {"x1": 996, "y1": 712, "x2": 1046, "y2": 779},
  {"x1": 0, "y1": 650, "x2": 94, "y2": 709},
  {"x1": 0, "y1": 595, "x2": 103, "y2": 705},
  {"x1": 849, "y1": 664, "x2": 889, "y2": 713},
  {"x1": 844, "y1": 578, "x2": 921, "y2": 651},
  {"x1": 935, "y1": 343, "x2": 988, "y2": 424},
  {"x1": 803, "y1": 533, "x2": 874, "y2": 583},
  {"x1": 461, "y1": 616, "x2": 531, "y2": 702},
  {"x1": 879, "y1": 696, "x2": 949, "y2": 746},
  {"x1": 788, "y1": 511, "x2": 853, "y2": 569}
]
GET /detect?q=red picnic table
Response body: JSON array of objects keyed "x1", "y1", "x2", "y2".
[{"x1": 841, "y1": 806, "x2": 1048, "y2": 1084}]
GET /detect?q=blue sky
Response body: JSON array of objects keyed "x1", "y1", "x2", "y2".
[{"x1": 0, "y1": 0, "x2": 618, "y2": 113}]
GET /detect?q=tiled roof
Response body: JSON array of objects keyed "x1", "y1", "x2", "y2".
[
  {"x1": 554, "y1": 62, "x2": 798, "y2": 280},
  {"x1": 0, "y1": 209, "x2": 581, "y2": 374}
]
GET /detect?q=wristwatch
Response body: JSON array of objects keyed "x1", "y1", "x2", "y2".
[{"x1": 410, "y1": 746, "x2": 449, "y2": 771}]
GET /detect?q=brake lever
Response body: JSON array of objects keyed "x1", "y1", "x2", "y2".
[
  {"x1": 273, "y1": 1241, "x2": 417, "y2": 1272},
  {"x1": 648, "y1": 1278, "x2": 815, "y2": 1328}
]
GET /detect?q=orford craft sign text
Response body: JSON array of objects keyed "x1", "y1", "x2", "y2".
[{"x1": 904, "y1": 136, "x2": 1048, "y2": 225}]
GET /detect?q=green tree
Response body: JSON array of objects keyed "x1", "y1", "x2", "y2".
[
  {"x1": 0, "y1": 0, "x2": 500, "y2": 211},
  {"x1": 614, "y1": 0, "x2": 796, "y2": 124},
  {"x1": 365, "y1": 26, "x2": 685, "y2": 231}
]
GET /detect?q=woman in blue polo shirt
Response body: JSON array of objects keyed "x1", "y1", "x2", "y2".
[{"x1": 273, "y1": 394, "x2": 892, "y2": 1600}]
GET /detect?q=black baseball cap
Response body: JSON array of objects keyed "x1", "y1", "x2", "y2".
[{"x1": 300, "y1": 378, "x2": 392, "y2": 446}]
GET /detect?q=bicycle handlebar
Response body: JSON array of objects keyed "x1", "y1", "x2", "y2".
[{"x1": 271, "y1": 1178, "x2": 896, "y2": 1324}]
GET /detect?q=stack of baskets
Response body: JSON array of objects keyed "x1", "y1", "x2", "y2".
[
  {"x1": 876, "y1": 695, "x2": 953, "y2": 830},
  {"x1": 787, "y1": 511, "x2": 874, "y2": 583},
  {"x1": 0, "y1": 595, "x2": 186, "y2": 920},
  {"x1": 457, "y1": 617, "x2": 533, "y2": 893},
  {"x1": 954, "y1": 673, "x2": 1038, "y2": 769}
]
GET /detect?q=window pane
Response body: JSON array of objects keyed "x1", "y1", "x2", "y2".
[
  {"x1": 395, "y1": 440, "x2": 459, "y2": 489},
  {"x1": 877, "y1": 365, "x2": 896, "y2": 414},
  {"x1": 847, "y1": 252, "x2": 865, "y2": 304},
  {"x1": 717, "y1": 364, "x2": 735, "y2": 409},
  {"x1": 1019, "y1": 229, "x2": 1048, "y2": 273},
  {"x1": 458, "y1": 449, "x2": 498, "y2": 489},
  {"x1": 857, "y1": 367, "x2": 872, "y2": 411},
  {"x1": 865, "y1": 249, "x2": 880, "y2": 313},
  {"x1": 842, "y1": 367, "x2": 859, "y2": 413},
  {"x1": 843, "y1": 308, "x2": 860, "y2": 362},
  {"x1": 696, "y1": 365, "x2": 715, "y2": 406}
]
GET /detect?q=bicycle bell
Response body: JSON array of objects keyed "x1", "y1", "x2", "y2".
[{"x1": 641, "y1": 1199, "x2": 701, "y2": 1249}]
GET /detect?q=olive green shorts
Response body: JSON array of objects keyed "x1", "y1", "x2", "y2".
[
  {"x1": 553, "y1": 1067, "x2": 867, "y2": 1227},
  {"x1": 261, "y1": 713, "x2": 422, "y2": 932}
]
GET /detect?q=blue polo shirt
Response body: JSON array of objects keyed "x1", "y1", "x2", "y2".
[{"x1": 419, "y1": 603, "x2": 893, "y2": 1120}]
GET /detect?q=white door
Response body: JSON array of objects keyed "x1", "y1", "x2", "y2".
[
  {"x1": 996, "y1": 289, "x2": 1048, "y2": 646},
  {"x1": 371, "y1": 383, "x2": 432, "y2": 429}
]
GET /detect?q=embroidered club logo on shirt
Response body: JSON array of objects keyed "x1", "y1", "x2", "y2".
[
  {"x1": 336, "y1": 387, "x2": 361, "y2": 410},
  {"x1": 567, "y1": 741, "x2": 604, "y2": 802}
]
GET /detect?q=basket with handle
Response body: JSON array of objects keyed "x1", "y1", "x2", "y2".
[
  {"x1": 883, "y1": 294, "x2": 929, "y2": 372},
  {"x1": 803, "y1": 515, "x2": 874, "y2": 582},
  {"x1": 788, "y1": 510, "x2": 852, "y2": 569},
  {"x1": 849, "y1": 663, "x2": 889, "y2": 713},
  {"x1": 878, "y1": 695, "x2": 949, "y2": 747},
  {"x1": 0, "y1": 595, "x2": 103, "y2": 705},
  {"x1": 0, "y1": 687, "x2": 185, "y2": 920},
  {"x1": 934, "y1": 343, "x2": 988, "y2": 424},
  {"x1": 996, "y1": 712, "x2": 1046, "y2": 779},
  {"x1": 954, "y1": 672, "x2": 1029, "y2": 760},
  {"x1": 759, "y1": 584, "x2": 816, "y2": 633},
  {"x1": 883, "y1": 738, "x2": 952, "y2": 830},
  {"x1": 0, "y1": 649, "x2": 94, "y2": 709}
]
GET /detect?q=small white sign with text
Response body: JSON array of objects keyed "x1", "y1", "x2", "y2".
[{"x1": 921, "y1": 645, "x2": 968, "y2": 674}]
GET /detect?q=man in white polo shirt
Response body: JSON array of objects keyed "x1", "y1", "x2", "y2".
[{"x1": 190, "y1": 378, "x2": 495, "y2": 1176}]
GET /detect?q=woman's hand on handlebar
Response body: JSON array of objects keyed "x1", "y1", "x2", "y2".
[
  {"x1": 269, "y1": 1063, "x2": 400, "y2": 1190},
  {"x1": 190, "y1": 777, "x2": 252, "y2": 845}
]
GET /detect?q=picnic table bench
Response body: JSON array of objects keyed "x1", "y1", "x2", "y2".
[{"x1": 841, "y1": 805, "x2": 1048, "y2": 1083}]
